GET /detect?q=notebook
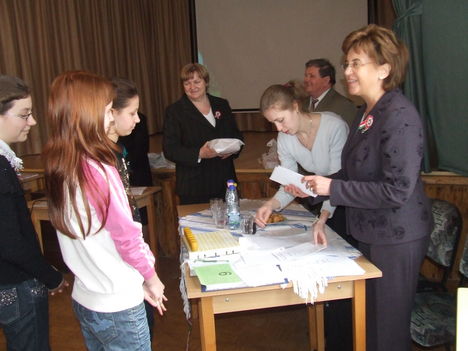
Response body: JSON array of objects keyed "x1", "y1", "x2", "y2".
[{"x1": 194, "y1": 263, "x2": 246, "y2": 291}]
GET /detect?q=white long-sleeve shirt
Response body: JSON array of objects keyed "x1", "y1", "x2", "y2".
[
  {"x1": 56, "y1": 159, "x2": 156, "y2": 313},
  {"x1": 274, "y1": 112, "x2": 349, "y2": 217}
]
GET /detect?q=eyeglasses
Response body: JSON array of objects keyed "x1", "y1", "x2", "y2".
[
  {"x1": 8, "y1": 112, "x2": 33, "y2": 120},
  {"x1": 341, "y1": 61, "x2": 374, "y2": 71}
]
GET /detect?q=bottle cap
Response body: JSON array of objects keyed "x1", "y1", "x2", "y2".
[{"x1": 227, "y1": 179, "x2": 237, "y2": 187}]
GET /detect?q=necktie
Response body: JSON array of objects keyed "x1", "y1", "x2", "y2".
[{"x1": 311, "y1": 98, "x2": 319, "y2": 111}]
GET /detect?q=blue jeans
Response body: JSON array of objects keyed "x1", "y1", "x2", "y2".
[
  {"x1": 0, "y1": 279, "x2": 50, "y2": 351},
  {"x1": 72, "y1": 300, "x2": 151, "y2": 351}
]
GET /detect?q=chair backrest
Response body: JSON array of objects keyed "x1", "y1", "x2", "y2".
[
  {"x1": 459, "y1": 234, "x2": 468, "y2": 281},
  {"x1": 426, "y1": 199, "x2": 462, "y2": 285},
  {"x1": 20, "y1": 153, "x2": 44, "y2": 172}
]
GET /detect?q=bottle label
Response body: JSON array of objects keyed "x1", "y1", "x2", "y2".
[{"x1": 228, "y1": 212, "x2": 240, "y2": 229}]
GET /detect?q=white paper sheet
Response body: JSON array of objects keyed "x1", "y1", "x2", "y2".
[
  {"x1": 208, "y1": 138, "x2": 244, "y2": 154},
  {"x1": 269, "y1": 166, "x2": 317, "y2": 197}
]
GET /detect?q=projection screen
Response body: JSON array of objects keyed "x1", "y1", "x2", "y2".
[{"x1": 191, "y1": 0, "x2": 368, "y2": 111}]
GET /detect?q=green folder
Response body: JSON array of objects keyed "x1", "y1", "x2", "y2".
[{"x1": 194, "y1": 263, "x2": 246, "y2": 291}]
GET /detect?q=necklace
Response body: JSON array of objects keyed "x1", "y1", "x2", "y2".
[
  {"x1": 0, "y1": 139, "x2": 23, "y2": 173},
  {"x1": 297, "y1": 115, "x2": 319, "y2": 150}
]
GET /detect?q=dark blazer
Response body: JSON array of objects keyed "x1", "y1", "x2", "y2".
[
  {"x1": 322, "y1": 89, "x2": 432, "y2": 245},
  {"x1": 0, "y1": 155, "x2": 62, "y2": 288},
  {"x1": 163, "y1": 94, "x2": 243, "y2": 201},
  {"x1": 314, "y1": 88, "x2": 357, "y2": 127}
]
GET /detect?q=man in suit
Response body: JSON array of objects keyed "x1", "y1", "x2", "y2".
[{"x1": 304, "y1": 58, "x2": 356, "y2": 126}]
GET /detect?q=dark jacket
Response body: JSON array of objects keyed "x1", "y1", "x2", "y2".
[
  {"x1": 163, "y1": 94, "x2": 243, "y2": 201},
  {"x1": 314, "y1": 88, "x2": 357, "y2": 127},
  {"x1": 313, "y1": 89, "x2": 432, "y2": 245},
  {"x1": 0, "y1": 155, "x2": 62, "y2": 288}
]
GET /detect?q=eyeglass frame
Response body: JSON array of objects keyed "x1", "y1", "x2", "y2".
[
  {"x1": 6, "y1": 111, "x2": 34, "y2": 121},
  {"x1": 341, "y1": 61, "x2": 375, "y2": 71}
]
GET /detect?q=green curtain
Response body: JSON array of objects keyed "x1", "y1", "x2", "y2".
[
  {"x1": 420, "y1": 0, "x2": 468, "y2": 175},
  {"x1": 393, "y1": 0, "x2": 468, "y2": 175},
  {"x1": 393, "y1": 0, "x2": 431, "y2": 172}
]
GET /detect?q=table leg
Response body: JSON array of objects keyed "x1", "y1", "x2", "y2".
[
  {"x1": 199, "y1": 297, "x2": 216, "y2": 351},
  {"x1": 307, "y1": 303, "x2": 325, "y2": 351},
  {"x1": 145, "y1": 197, "x2": 158, "y2": 257},
  {"x1": 353, "y1": 280, "x2": 366, "y2": 351}
]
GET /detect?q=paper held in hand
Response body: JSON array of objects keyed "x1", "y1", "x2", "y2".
[
  {"x1": 269, "y1": 166, "x2": 317, "y2": 197},
  {"x1": 208, "y1": 138, "x2": 244, "y2": 155}
]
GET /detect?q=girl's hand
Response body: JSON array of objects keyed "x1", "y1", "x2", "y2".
[
  {"x1": 255, "y1": 199, "x2": 280, "y2": 228},
  {"x1": 144, "y1": 275, "x2": 167, "y2": 316},
  {"x1": 284, "y1": 184, "x2": 309, "y2": 198},
  {"x1": 312, "y1": 220, "x2": 328, "y2": 246}
]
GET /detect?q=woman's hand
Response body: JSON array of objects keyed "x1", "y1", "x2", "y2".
[
  {"x1": 144, "y1": 274, "x2": 168, "y2": 316},
  {"x1": 220, "y1": 152, "x2": 234, "y2": 159},
  {"x1": 302, "y1": 175, "x2": 332, "y2": 196},
  {"x1": 255, "y1": 199, "x2": 280, "y2": 228},
  {"x1": 49, "y1": 277, "x2": 70, "y2": 296},
  {"x1": 283, "y1": 184, "x2": 310, "y2": 198},
  {"x1": 312, "y1": 218, "x2": 328, "y2": 246},
  {"x1": 199, "y1": 142, "x2": 219, "y2": 159}
]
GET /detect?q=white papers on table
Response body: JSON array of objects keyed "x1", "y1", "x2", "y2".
[
  {"x1": 269, "y1": 166, "x2": 317, "y2": 197},
  {"x1": 232, "y1": 260, "x2": 287, "y2": 287},
  {"x1": 239, "y1": 232, "x2": 311, "y2": 251},
  {"x1": 272, "y1": 242, "x2": 326, "y2": 261}
]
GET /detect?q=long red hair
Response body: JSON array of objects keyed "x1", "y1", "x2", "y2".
[{"x1": 43, "y1": 71, "x2": 117, "y2": 238}]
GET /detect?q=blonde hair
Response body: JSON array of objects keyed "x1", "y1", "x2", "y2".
[{"x1": 260, "y1": 80, "x2": 309, "y2": 113}]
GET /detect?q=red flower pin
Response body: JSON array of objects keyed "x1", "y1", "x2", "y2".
[{"x1": 358, "y1": 114, "x2": 374, "y2": 133}]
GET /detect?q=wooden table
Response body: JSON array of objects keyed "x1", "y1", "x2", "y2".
[
  {"x1": 178, "y1": 203, "x2": 382, "y2": 351},
  {"x1": 28, "y1": 186, "x2": 161, "y2": 255}
]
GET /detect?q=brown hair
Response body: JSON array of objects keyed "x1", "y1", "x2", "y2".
[
  {"x1": 260, "y1": 80, "x2": 309, "y2": 114},
  {"x1": 341, "y1": 24, "x2": 409, "y2": 91},
  {"x1": 43, "y1": 71, "x2": 116, "y2": 238},
  {"x1": 111, "y1": 77, "x2": 138, "y2": 110},
  {"x1": 180, "y1": 63, "x2": 210, "y2": 84},
  {"x1": 0, "y1": 75, "x2": 31, "y2": 114}
]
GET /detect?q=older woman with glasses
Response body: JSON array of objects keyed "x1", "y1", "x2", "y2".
[
  {"x1": 289, "y1": 25, "x2": 433, "y2": 351},
  {"x1": 0, "y1": 75, "x2": 67, "y2": 351}
]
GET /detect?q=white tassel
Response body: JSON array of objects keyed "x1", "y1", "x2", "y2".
[{"x1": 179, "y1": 258, "x2": 191, "y2": 320}]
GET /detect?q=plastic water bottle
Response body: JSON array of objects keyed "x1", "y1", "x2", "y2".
[{"x1": 225, "y1": 179, "x2": 240, "y2": 230}]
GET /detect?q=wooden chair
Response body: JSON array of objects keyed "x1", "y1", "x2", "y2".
[
  {"x1": 20, "y1": 153, "x2": 44, "y2": 173},
  {"x1": 411, "y1": 205, "x2": 467, "y2": 350}
]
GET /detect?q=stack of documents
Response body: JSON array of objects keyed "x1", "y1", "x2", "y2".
[{"x1": 180, "y1": 201, "x2": 364, "y2": 300}]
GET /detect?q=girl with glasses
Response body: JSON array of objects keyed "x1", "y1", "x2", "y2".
[{"x1": 0, "y1": 75, "x2": 67, "y2": 351}]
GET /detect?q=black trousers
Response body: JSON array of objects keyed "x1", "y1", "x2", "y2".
[{"x1": 358, "y1": 237, "x2": 429, "y2": 351}]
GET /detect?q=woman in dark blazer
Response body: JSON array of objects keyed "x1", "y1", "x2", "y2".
[
  {"x1": 163, "y1": 63, "x2": 243, "y2": 204},
  {"x1": 291, "y1": 25, "x2": 432, "y2": 351}
]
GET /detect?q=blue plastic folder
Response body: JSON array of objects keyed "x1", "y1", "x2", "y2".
[{"x1": 194, "y1": 263, "x2": 247, "y2": 291}]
